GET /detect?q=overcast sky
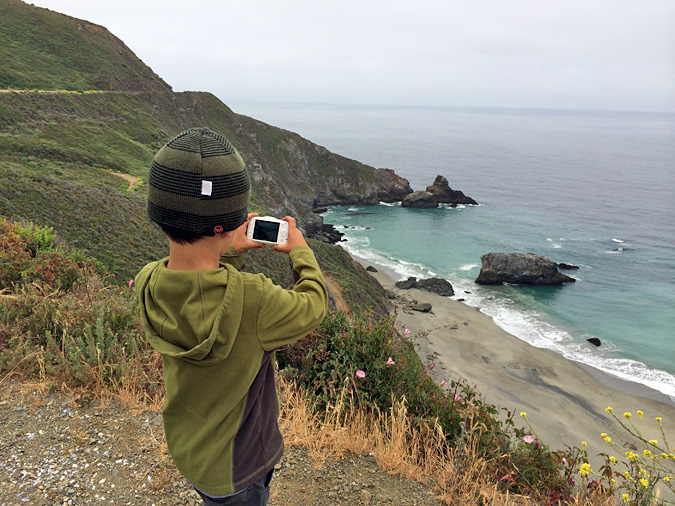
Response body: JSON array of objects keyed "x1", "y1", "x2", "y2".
[{"x1": 29, "y1": 0, "x2": 675, "y2": 112}]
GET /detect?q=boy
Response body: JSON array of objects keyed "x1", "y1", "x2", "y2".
[{"x1": 135, "y1": 127, "x2": 328, "y2": 505}]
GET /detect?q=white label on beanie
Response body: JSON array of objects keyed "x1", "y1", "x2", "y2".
[{"x1": 201, "y1": 180, "x2": 213, "y2": 196}]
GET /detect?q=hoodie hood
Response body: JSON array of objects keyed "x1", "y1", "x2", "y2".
[{"x1": 135, "y1": 259, "x2": 244, "y2": 366}]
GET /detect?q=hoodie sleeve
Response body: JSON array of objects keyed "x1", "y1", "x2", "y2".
[{"x1": 255, "y1": 246, "x2": 328, "y2": 350}]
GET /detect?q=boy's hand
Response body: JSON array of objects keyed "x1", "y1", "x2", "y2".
[
  {"x1": 231, "y1": 213, "x2": 266, "y2": 253},
  {"x1": 272, "y1": 216, "x2": 307, "y2": 254}
]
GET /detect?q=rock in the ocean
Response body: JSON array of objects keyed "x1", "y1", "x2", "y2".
[
  {"x1": 586, "y1": 337, "x2": 602, "y2": 346},
  {"x1": 475, "y1": 253, "x2": 576, "y2": 285},
  {"x1": 401, "y1": 191, "x2": 438, "y2": 208},
  {"x1": 558, "y1": 263, "x2": 580, "y2": 270},
  {"x1": 425, "y1": 175, "x2": 478, "y2": 206}
]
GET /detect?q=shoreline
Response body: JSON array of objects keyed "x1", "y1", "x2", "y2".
[
  {"x1": 350, "y1": 252, "x2": 674, "y2": 407},
  {"x1": 348, "y1": 251, "x2": 675, "y2": 460}
]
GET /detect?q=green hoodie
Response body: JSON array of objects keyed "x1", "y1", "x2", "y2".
[{"x1": 135, "y1": 246, "x2": 327, "y2": 496}]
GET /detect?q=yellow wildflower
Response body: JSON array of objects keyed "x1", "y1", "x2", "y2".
[
  {"x1": 581, "y1": 441, "x2": 587, "y2": 447},
  {"x1": 639, "y1": 469, "x2": 647, "y2": 476},
  {"x1": 661, "y1": 453, "x2": 669, "y2": 459},
  {"x1": 625, "y1": 451, "x2": 638, "y2": 460},
  {"x1": 623, "y1": 471, "x2": 631, "y2": 479},
  {"x1": 664, "y1": 476, "x2": 672, "y2": 482},
  {"x1": 520, "y1": 411, "x2": 527, "y2": 417},
  {"x1": 605, "y1": 406, "x2": 613, "y2": 413},
  {"x1": 624, "y1": 412, "x2": 632, "y2": 419},
  {"x1": 640, "y1": 478, "x2": 649, "y2": 487},
  {"x1": 609, "y1": 456, "x2": 618, "y2": 465},
  {"x1": 600, "y1": 432, "x2": 607, "y2": 437},
  {"x1": 643, "y1": 449, "x2": 652, "y2": 457},
  {"x1": 637, "y1": 410, "x2": 643, "y2": 419},
  {"x1": 648, "y1": 439, "x2": 657, "y2": 445},
  {"x1": 579, "y1": 463, "x2": 591, "y2": 477},
  {"x1": 604, "y1": 436, "x2": 611, "y2": 443},
  {"x1": 622, "y1": 493, "x2": 629, "y2": 501},
  {"x1": 656, "y1": 417, "x2": 662, "y2": 423}
]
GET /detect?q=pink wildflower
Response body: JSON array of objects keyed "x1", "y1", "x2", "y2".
[
  {"x1": 356, "y1": 370, "x2": 366, "y2": 379},
  {"x1": 341, "y1": 331, "x2": 347, "y2": 338},
  {"x1": 440, "y1": 379, "x2": 447, "y2": 387},
  {"x1": 454, "y1": 394, "x2": 460, "y2": 401},
  {"x1": 403, "y1": 328, "x2": 411, "y2": 335},
  {"x1": 562, "y1": 458, "x2": 568, "y2": 466},
  {"x1": 386, "y1": 357, "x2": 395, "y2": 366},
  {"x1": 523, "y1": 435, "x2": 535, "y2": 444},
  {"x1": 128, "y1": 279, "x2": 134, "y2": 288}
]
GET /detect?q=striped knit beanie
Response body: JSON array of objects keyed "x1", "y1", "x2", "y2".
[{"x1": 147, "y1": 128, "x2": 250, "y2": 234}]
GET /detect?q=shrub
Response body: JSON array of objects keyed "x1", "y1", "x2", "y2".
[
  {"x1": 0, "y1": 219, "x2": 97, "y2": 291},
  {"x1": 0, "y1": 275, "x2": 163, "y2": 401},
  {"x1": 280, "y1": 312, "x2": 508, "y2": 461}
]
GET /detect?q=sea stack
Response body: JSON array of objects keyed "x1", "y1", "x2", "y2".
[
  {"x1": 475, "y1": 253, "x2": 576, "y2": 285},
  {"x1": 426, "y1": 175, "x2": 478, "y2": 206}
]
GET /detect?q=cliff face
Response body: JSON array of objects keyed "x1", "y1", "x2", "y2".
[{"x1": 0, "y1": 1, "x2": 412, "y2": 241}]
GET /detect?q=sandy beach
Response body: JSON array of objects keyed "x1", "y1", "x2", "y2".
[{"x1": 352, "y1": 254, "x2": 675, "y2": 467}]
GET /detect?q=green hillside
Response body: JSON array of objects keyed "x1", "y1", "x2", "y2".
[
  {"x1": 0, "y1": 0, "x2": 170, "y2": 92},
  {"x1": 0, "y1": 0, "x2": 391, "y2": 314}
]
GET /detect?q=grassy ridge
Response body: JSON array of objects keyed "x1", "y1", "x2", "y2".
[{"x1": 0, "y1": 0, "x2": 170, "y2": 92}]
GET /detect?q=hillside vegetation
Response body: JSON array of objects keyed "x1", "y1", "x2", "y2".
[{"x1": 0, "y1": 0, "x2": 392, "y2": 293}]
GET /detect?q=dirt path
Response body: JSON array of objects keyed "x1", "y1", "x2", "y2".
[
  {"x1": 0, "y1": 89, "x2": 142, "y2": 95},
  {"x1": 111, "y1": 172, "x2": 139, "y2": 191},
  {"x1": 0, "y1": 381, "x2": 444, "y2": 505},
  {"x1": 323, "y1": 274, "x2": 350, "y2": 314}
]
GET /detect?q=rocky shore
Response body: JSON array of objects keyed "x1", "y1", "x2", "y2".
[{"x1": 354, "y1": 254, "x2": 675, "y2": 469}]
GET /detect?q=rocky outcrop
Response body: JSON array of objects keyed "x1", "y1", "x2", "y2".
[
  {"x1": 426, "y1": 175, "x2": 478, "y2": 206},
  {"x1": 411, "y1": 302, "x2": 432, "y2": 313},
  {"x1": 395, "y1": 277, "x2": 455, "y2": 296},
  {"x1": 376, "y1": 168, "x2": 413, "y2": 202},
  {"x1": 416, "y1": 278, "x2": 455, "y2": 297},
  {"x1": 401, "y1": 191, "x2": 437, "y2": 208},
  {"x1": 475, "y1": 253, "x2": 576, "y2": 285},
  {"x1": 395, "y1": 277, "x2": 418, "y2": 290},
  {"x1": 313, "y1": 224, "x2": 344, "y2": 244}
]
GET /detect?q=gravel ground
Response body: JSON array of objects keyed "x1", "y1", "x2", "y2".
[{"x1": 0, "y1": 381, "x2": 445, "y2": 506}]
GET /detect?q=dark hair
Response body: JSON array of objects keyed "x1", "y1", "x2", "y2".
[{"x1": 159, "y1": 224, "x2": 215, "y2": 245}]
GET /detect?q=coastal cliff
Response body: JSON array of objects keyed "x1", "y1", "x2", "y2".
[{"x1": 0, "y1": 0, "x2": 409, "y2": 278}]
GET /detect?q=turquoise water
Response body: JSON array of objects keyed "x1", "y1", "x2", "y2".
[{"x1": 233, "y1": 102, "x2": 675, "y2": 400}]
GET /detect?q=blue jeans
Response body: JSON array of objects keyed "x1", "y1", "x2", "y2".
[{"x1": 195, "y1": 470, "x2": 273, "y2": 506}]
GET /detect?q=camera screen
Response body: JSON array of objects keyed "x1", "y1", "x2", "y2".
[{"x1": 252, "y1": 220, "x2": 280, "y2": 242}]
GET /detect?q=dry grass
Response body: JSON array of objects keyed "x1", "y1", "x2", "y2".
[
  {"x1": 280, "y1": 376, "x2": 514, "y2": 505},
  {"x1": 277, "y1": 376, "x2": 620, "y2": 506}
]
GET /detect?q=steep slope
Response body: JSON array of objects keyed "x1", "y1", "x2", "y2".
[
  {"x1": 0, "y1": 0, "x2": 171, "y2": 92},
  {"x1": 0, "y1": 0, "x2": 399, "y2": 314}
]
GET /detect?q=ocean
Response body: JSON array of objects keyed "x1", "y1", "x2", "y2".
[{"x1": 231, "y1": 101, "x2": 675, "y2": 401}]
